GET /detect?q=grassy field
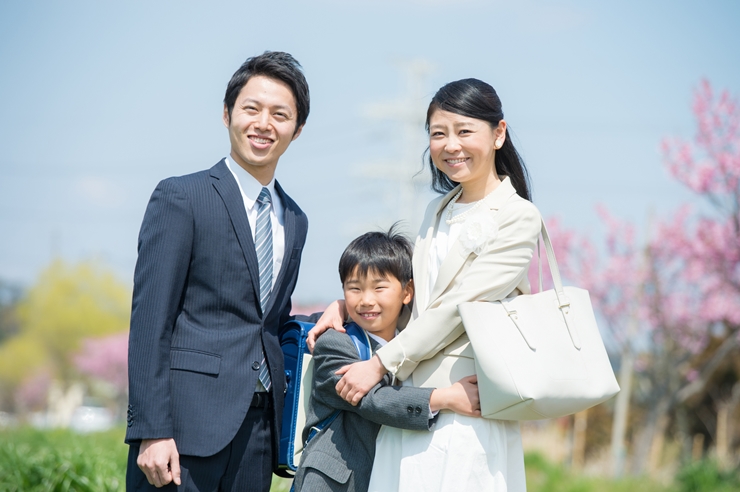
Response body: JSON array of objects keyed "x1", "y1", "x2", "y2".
[{"x1": 1, "y1": 426, "x2": 736, "y2": 491}]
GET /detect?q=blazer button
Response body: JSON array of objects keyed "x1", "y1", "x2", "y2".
[
  {"x1": 407, "y1": 406, "x2": 413, "y2": 414},
  {"x1": 415, "y1": 406, "x2": 422, "y2": 415},
  {"x1": 252, "y1": 361, "x2": 261, "y2": 370}
]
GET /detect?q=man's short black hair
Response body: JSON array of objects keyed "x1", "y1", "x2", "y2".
[
  {"x1": 339, "y1": 224, "x2": 413, "y2": 286},
  {"x1": 223, "y1": 51, "x2": 310, "y2": 134}
]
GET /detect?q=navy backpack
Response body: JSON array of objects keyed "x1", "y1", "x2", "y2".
[{"x1": 276, "y1": 320, "x2": 371, "y2": 476}]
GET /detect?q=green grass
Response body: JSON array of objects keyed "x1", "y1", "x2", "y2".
[
  {"x1": 0, "y1": 427, "x2": 127, "y2": 492},
  {"x1": 525, "y1": 452, "x2": 674, "y2": 492},
  {"x1": 1, "y1": 427, "x2": 736, "y2": 492}
]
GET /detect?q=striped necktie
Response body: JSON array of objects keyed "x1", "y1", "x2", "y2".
[{"x1": 255, "y1": 187, "x2": 273, "y2": 391}]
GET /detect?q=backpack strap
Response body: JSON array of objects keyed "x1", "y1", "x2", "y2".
[{"x1": 303, "y1": 323, "x2": 372, "y2": 448}]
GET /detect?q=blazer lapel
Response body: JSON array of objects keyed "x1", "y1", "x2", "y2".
[
  {"x1": 426, "y1": 177, "x2": 517, "y2": 306},
  {"x1": 210, "y1": 160, "x2": 261, "y2": 304},
  {"x1": 415, "y1": 187, "x2": 460, "y2": 311},
  {"x1": 263, "y1": 180, "x2": 295, "y2": 315}
]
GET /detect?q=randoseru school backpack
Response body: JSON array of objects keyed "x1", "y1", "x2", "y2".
[{"x1": 276, "y1": 320, "x2": 371, "y2": 476}]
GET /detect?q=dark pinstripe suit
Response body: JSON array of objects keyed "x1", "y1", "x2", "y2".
[{"x1": 125, "y1": 158, "x2": 312, "y2": 467}]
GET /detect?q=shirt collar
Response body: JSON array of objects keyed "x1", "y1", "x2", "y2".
[
  {"x1": 225, "y1": 156, "x2": 278, "y2": 212},
  {"x1": 367, "y1": 330, "x2": 399, "y2": 348}
]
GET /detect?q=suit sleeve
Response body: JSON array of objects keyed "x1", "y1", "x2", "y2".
[
  {"x1": 376, "y1": 200, "x2": 541, "y2": 381},
  {"x1": 311, "y1": 331, "x2": 435, "y2": 431},
  {"x1": 126, "y1": 178, "x2": 193, "y2": 442}
]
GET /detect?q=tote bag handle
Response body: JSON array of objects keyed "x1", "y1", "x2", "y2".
[{"x1": 535, "y1": 219, "x2": 581, "y2": 349}]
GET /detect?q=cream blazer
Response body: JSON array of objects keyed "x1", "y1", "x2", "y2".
[{"x1": 375, "y1": 176, "x2": 542, "y2": 389}]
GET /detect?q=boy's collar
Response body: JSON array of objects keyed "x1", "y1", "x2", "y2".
[{"x1": 366, "y1": 330, "x2": 398, "y2": 348}]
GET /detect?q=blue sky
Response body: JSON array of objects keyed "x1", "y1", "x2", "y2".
[{"x1": 1, "y1": 0, "x2": 739, "y2": 303}]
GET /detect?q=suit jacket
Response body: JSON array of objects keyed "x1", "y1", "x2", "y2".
[
  {"x1": 375, "y1": 176, "x2": 542, "y2": 389},
  {"x1": 293, "y1": 329, "x2": 436, "y2": 492},
  {"x1": 125, "y1": 159, "x2": 315, "y2": 458}
]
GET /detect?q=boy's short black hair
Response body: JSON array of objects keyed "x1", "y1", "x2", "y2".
[
  {"x1": 339, "y1": 224, "x2": 413, "y2": 286},
  {"x1": 223, "y1": 51, "x2": 310, "y2": 134}
]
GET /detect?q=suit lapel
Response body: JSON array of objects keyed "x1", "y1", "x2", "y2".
[
  {"x1": 210, "y1": 160, "x2": 261, "y2": 304},
  {"x1": 263, "y1": 181, "x2": 295, "y2": 315},
  {"x1": 415, "y1": 187, "x2": 460, "y2": 311},
  {"x1": 426, "y1": 177, "x2": 517, "y2": 306}
]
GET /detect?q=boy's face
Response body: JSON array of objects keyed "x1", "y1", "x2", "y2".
[{"x1": 343, "y1": 268, "x2": 414, "y2": 342}]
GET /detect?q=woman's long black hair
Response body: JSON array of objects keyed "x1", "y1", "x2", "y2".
[{"x1": 425, "y1": 78, "x2": 532, "y2": 201}]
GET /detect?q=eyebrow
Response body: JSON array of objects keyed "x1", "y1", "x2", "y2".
[
  {"x1": 430, "y1": 121, "x2": 476, "y2": 131},
  {"x1": 242, "y1": 98, "x2": 294, "y2": 114},
  {"x1": 344, "y1": 275, "x2": 390, "y2": 284}
]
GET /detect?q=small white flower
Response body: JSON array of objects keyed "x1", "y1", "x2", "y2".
[{"x1": 459, "y1": 213, "x2": 499, "y2": 256}]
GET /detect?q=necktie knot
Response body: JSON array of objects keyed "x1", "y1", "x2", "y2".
[{"x1": 257, "y1": 187, "x2": 272, "y2": 206}]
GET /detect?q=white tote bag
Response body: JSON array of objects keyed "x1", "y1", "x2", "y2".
[{"x1": 458, "y1": 219, "x2": 620, "y2": 420}]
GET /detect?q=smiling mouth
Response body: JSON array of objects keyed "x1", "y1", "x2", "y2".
[
  {"x1": 249, "y1": 136, "x2": 273, "y2": 144},
  {"x1": 445, "y1": 158, "x2": 468, "y2": 165},
  {"x1": 359, "y1": 312, "x2": 380, "y2": 319}
]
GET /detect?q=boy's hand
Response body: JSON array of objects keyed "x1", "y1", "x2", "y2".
[
  {"x1": 429, "y1": 375, "x2": 481, "y2": 417},
  {"x1": 307, "y1": 300, "x2": 347, "y2": 353},
  {"x1": 335, "y1": 355, "x2": 387, "y2": 405}
]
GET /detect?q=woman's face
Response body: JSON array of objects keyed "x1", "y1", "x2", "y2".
[{"x1": 428, "y1": 109, "x2": 505, "y2": 188}]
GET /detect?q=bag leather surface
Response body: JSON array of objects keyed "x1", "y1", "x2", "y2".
[{"x1": 458, "y1": 219, "x2": 620, "y2": 420}]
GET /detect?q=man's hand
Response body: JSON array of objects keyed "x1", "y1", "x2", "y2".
[
  {"x1": 137, "y1": 438, "x2": 181, "y2": 488},
  {"x1": 429, "y1": 375, "x2": 481, "y2": 417},
  {"x1": 335, "y1": 355, "x2": 387, "y2": 405},
  {"x1": 306, "y1": 299, "x2": 347, "y2": 352}
]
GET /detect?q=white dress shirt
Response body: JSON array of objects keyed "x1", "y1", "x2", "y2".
[
  {"x1": 225, "y1": 157, "x2": 285, "y2": 290},
  {"x1": 425, "y1": 200, "x2": 476, "y2": 308}
]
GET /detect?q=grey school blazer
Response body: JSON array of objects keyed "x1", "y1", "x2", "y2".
[{"x1": 293, "y1": 329, "x2": 437, "y2": 492}]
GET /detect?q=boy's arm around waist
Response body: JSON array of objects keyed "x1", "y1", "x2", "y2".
[
  {"x1": 126, "y1": 178, "x2": 193, "y2": 442},
  {"x1": 312, "y1": 331, "x2": 435, "y2": 431}
]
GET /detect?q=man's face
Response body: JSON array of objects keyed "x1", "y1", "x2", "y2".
[{"x1": 223, "y1": 75, "x2": 303, "y2": 184}]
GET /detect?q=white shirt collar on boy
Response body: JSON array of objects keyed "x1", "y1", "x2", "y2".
[
  {"x1": 367, "y1": 330, "x2": 399, "y2": 348},
  {"x1": 225, "y1": 156, "x2": 285, "y2": 289}
]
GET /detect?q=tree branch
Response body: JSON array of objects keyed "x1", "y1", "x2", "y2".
[{"x1": 676, "y1": 333, "x2": 740, "y2": 404}]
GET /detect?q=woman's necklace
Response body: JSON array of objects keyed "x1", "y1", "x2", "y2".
[{"x1": 445, "y1": 189, "x2": 484, "y2": 225}]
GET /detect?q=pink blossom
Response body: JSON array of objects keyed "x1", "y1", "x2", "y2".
[
  {"x1": 15, "y1": 369, "x2": 52, "y2": 411},
  {"x1": 74, "y1": 331, "x2": 129, "y2": 395}
]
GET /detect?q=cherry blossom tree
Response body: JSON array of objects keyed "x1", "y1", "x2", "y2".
[
  {"x1": 74, "y1": 331, "x2": 129, "y2": 416},
  {"x1": 546, "y1": 80, "x2": 740, "y2": 473},
  {"x1": 657, "y1": 80, "x2": 740, "y2": 466}
]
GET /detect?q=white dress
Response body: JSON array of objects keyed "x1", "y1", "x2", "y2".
[{"x1": 368, "y1": 200, "x2": 527, "y2": 492}]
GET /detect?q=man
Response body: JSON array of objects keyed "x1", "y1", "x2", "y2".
[{"x1": 126, "y1": 51, "x2": 317, "y2": 491}]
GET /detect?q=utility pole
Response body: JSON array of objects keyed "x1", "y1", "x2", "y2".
[{"x1": 352, "y1": 59, "x2": 434, "y2": 235}]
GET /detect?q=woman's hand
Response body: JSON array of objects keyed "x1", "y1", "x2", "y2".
[
  {"x1": 429, "y1": 375, "x2": 481, "y2": 417},
  {"x1": 335, "y1": 355, "x2": 387, "y2": 405},
  {"x1": 307, "y1": 300, "x2": 347, "y2": 353}
]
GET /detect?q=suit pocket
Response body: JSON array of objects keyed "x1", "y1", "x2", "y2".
[
  {"x1": 300, "y1": 450, "x2": 351, "y2": 484},
  {"x1": 170, "y1": 349, "x2": 221, "y2": 376}
]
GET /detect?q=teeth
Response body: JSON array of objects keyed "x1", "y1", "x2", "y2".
[
  {"x1": 447, "y1": 158, "x2": 467, "y2": 164},
  {"x1": 251, "y1": 137, "x2": 271, "y2": 144}
]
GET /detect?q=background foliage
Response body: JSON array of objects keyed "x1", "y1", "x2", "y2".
[{"x1": 4, "y1": 428, "x2": 732, "y2": 492}]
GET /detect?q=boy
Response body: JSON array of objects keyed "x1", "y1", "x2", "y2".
[{"x1": 293, "y1": 227, "x2": 480, "y2": 492}]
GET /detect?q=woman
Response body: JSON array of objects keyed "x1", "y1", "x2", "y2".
[{"x1": 311, "y1": 78, "x2": 541, "y2": 491}]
